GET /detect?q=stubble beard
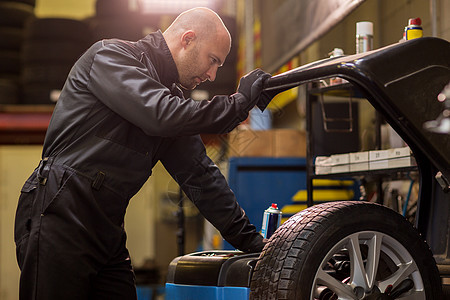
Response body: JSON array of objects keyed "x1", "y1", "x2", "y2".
[{"x1": 178, "y1": 45, "x2": 201, "y2": 90}]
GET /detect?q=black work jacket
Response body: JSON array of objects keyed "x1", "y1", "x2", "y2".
[{"x1": 41, "y1": 31, "x2": 264, "y2": 252}]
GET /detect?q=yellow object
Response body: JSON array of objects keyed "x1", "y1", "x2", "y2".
[
  {"x1": 281, "y1": 217, "x2": 290, "y2": 224},
  {"x1": 267, "y1": 87, "x2": 299, "y2": 111},
  {"x1": 212, "y1": 234, "x2": 223, "y2": 249},
  {"x1": 267, "y1": 57, "x2": 300, "y2": 110},
  {"x1": 406, "y1": 29, "x2": 423, "y2": 40},
  {"x1": 312, "y1": 179, "x2": 354, "y2": 186},
  {"x1": 292, "y1": 189, "x2": 354, "y2": 202},
  {"x1": 280, "y1": 204, "x2": 308, "y2": 215}
]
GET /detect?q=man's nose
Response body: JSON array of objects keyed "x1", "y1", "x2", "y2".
[{"x1": 206, "y1": 65, "x2": 218, "y2": 82}]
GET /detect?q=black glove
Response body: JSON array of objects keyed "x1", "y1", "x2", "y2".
[
  {"x1": 237, "y1": 69, "x2": 273, "y2": 111},
  {"x1": 237, "y1": 69, "x2": 266, "y2": 100}
]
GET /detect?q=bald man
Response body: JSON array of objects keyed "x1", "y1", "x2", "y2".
[{"x1": 14, "y1": 7, "x2": 273, "y2": 300}]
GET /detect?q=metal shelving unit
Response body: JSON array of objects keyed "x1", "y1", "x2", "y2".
[{"x1": 305, "y1": 81, "x2": 418, "y2": 207}]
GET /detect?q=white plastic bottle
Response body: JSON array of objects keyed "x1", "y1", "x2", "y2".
[{"x1": 356, "y1": 21, "x2": 373, "y2": 53}]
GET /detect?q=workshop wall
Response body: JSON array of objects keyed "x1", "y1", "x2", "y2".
[
  {"x1": 262, "y1": 0, "x2": 448, "y2": 70},
  {"x1": 302, "y1": 0, "x2": 443, "y2": 61},
  {"x1": 271, "y1": 0, "x2": 449, "y2": 142},
  {"x1": 0, "y1": 146, "x2": 41, "y2": 300}
]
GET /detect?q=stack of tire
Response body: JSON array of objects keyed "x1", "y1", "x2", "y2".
[
  {"x1": 21, "y1": 18, "x2": 93, "y2": 104},
  {"x1": 0, "y1": 0, "x2": 35, "y2": 104},
  {"x1": 85, "y1": 0, "x2": 144, "y2": 42}
]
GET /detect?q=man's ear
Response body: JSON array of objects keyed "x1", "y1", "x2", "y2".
[{"x1": 181, "y1": 30, "x2": 196, "y2": 48}]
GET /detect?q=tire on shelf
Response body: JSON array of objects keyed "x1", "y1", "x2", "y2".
[
  {"x1": 0, "y1": 0, "x2": 36, "y2": 7},
  {"x1": 21, "y1": 40, "x2": 90, "y2": 64},
  {"x1": 24, "y1": 18, "x2": 93, "y2": 44},
  {"x1": 250, "y1": 201, "x2": 442, "y2": 299},
  {"x1": 20, "y1": 18, "x2": 92, "y2": 105},
  {"x1": 0, "y1": 50, "x2": 20, "y2": 74},
  {"x1": 22, "y1": 64, "x2": 72, "y2": 86},
  {"x1": 0, "y1": 27, "x2": 24, "y2": 50},
  {"x1": 87, "y1": 17, "x2": 144, "y2": 42},
  {"x1": 0, "y1": 2, "x2": 34, "y2": 28},
  {"x1": 21, "y1": 83, "x2": 62, "y2": 105},
  {"x1": 0, "y1": 77, "x2": 20, "y2": 104}
]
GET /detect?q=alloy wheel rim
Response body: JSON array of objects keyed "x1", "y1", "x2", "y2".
[{"x1": 311, "y1": 231, "x2": 425, "y2": 299}]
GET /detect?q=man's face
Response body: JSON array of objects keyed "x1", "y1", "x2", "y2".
[{"x1": 177, "y1": 34, "x2": 230, "y2": 90}]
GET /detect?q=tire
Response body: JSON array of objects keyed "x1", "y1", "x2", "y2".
[
  {"x1": 0, "y1": 0, "x2": 36, "y2": 7},
  {"x1": 250, "y1": 201, "x2": 442, "y2": 299},
  {"x1": 21, "y1": 83, "x2": 61, "y2": 104},
  {"x1": 0, "y1": 77, "x2": 19, "y2": 104},
  {"x1": 24, "y1": 18, "x2": 92, "y2": 43},
  {"x1": 22, "y1": 64, "x2": 72, "y2": 85},
  {"x1": 0, "y1": 2, "x2": 34, "y2": 28},
  {"x1": 0, "y1": 27, "x2": 24, "y2": 50},
  {"x1": 88, "y1": 16, "x2": 144, "y2": 42},
  {"x1": 21, "y1": 41, "x2": 89, "y2": 64},
  {"x1": 0, "y1": 50, "x2": 20, "y2": 74}
]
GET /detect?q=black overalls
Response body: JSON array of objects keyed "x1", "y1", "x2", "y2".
[{"x1": 14, "y1": 31, "x2": 264, "y2": 299}]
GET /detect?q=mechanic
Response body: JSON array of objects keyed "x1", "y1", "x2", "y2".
[{"x1": 14, "y1": 7, "x2": 273, "y2": 300}]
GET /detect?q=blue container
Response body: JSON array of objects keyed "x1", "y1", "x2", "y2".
[
  {"x1": 165, "y1": 284, "x2": 249, "y2": 300},
  {"x1": 137, "y1": 286, "x2": 152, "y2": 300},
  {"x1": 137, "y1": 285, "x2": 165, "y2": 300}
]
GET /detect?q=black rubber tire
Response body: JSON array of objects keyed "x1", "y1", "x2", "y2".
[
  {"x1": 22, "y1": 64, "x2": 71, "y2": 85},
  {"x1": 250, "y1": 201, "x2": 442, "y2": 299},
  {"x1": 24, "y1": 18, "x2": 92, "y2": 43},
  {"x1": 0, "y1": 27, "x2": 24, "y2": 50},
  {"x1": 0, "y1": 77, "x2": 19, "y2": 104},
  {"x1": 0, "y1": 50, "x2": 20, "y2": 74},
  {"x1": 87, "y1": 16, "x2": 144, "y2": 42},
  {"x1": 0, "y1": 0, "x2": 36, "y2": 7},
  {"x1": 0, "y1": 2, "x2": 34, "y2": 28},
  {"x1": 21, "y1": 41, "x2": 89, "y2": 64},
  {"x1": 21, "y1": 83, "x2": 61, "y2": 104}
]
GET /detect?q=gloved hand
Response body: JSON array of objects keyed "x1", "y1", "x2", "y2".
[{"x1": 237, "y1": 68, "x2": 274, "y2": 112}]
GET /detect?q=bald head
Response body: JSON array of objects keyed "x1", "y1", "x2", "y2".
[
  {"x1": 163, "y1": 7, "x2": 232, "y2": 90},
  {"x1": 164, "y1": 7, "x2": 231, "y2": 45}
]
